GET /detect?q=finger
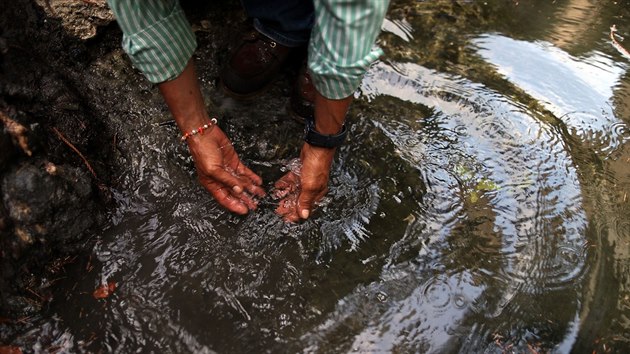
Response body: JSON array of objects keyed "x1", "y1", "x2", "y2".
[
  {"x1": 273, "y1": 172, "x2": 299, "y2": 199},
  {"x1": 230, "y1": 163, "x2": 265, "y2": 197},
  {"x1": 274, "y1": 171, "x2": 299, "y2": 188},
  {"x1": 238, "y1": 191, "x2": 259, "y2": 211},
  {"x1": 205, "y1": 182, "x2": 249, "y2": 215},
  {"x1": 283, "y1": 210, "x2": 301, "y2": 223},
  {"x1": 245, "y1": 182, "x2": 267, "y2": 198},
  {"x1": 225, "y1": 155, "x2": 263, "y2": 187},
  {"x1": 297, "y1": 186, "x2": 327, "y2": 220},
  {"x1": 234, "y1": 162, "x2": 263, "y2": 186},
  {"x1": 225, "y1": 160, "x2": 265, "y2": 197},
  {"x1": 202, "y1": 166, "x2": 263, "y2": 205},
  {"x1": 208, "y1": 167, "x2": 247, "y2": 195},
  {"x1": 275, "y1": 197, "x2": 299, "y2": 222}
]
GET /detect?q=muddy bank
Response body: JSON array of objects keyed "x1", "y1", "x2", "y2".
[
  {"x1": 0, "y1": 0, "x2": 115, "y2": 334},
  {"x1": 0, "y1": 0, "x2": 259, "y2": 345}
]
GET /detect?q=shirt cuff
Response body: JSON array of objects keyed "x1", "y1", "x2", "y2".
[
  {"x1": 308, "y1": 46, "x2": 383, "y2": 100},
  {"x1": 121, "y1": 6, "x2": 196, "y2": 84}
]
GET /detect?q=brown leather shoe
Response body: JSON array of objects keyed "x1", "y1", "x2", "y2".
[
  {"x1": 220, "y1": 30, "x2": 292, "y2": 99},
  {"x1": 288, "y1": 63, "x2": 315, "y2": 123}
]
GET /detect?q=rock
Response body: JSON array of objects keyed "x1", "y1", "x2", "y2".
[
  {"x1": 2, "y1": 162, "x2": 96, "y2": 248},
  {"x1": 36, "y1": 0, "x2": 114, "y2": 40}
]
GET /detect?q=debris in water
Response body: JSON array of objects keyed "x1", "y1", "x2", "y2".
[
  {"x1": 376, "y1": 291, "x2": 389, "y2": 302},
  {"x1": 93, "y1": 281, "x2": 117, "y2": 299},
  {"x1": 0, "y1": 346, "x2": 23, "y2": 354},
  {"x1": 610, "y1": 25, "x2": 630, "y2": 60}
]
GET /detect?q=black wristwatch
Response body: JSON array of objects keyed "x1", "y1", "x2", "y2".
[{"x1": 303, "y1": 117, "x2": 347, "y2": 148}]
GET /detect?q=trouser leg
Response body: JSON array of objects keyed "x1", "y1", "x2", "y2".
[{"x1": 240, "y1": 0, "x2": 314, "y2": 47}]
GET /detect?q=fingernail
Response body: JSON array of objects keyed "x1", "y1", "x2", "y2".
[
  {"x1": 232, "y1": 185, "x2": 243, "y2": 194},
  {"x1": 301, "y1": 209, "x2": 310, "y2": 219}
]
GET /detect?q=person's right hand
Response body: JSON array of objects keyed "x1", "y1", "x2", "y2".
[{"x1": 186, "y1": 125, "x2": 265, "y2": 214}]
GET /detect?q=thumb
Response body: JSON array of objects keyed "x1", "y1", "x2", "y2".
[{"x1": 297, "y1": 189, "x2": 316, "y2": 220}]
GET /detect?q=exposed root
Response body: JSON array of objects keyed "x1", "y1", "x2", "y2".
[
  {"x1": 0, "y1": 110, "x2": 33, "y2": 156},
  {"x1": 51, "y1": 126, "x2": 98, "y2": 180}
]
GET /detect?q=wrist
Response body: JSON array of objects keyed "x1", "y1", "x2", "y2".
[
  {"x1": 314, "y1": 118, "x2": 344, "y2": 135},
  {"x1": 180, "y1": 117, "x2": 218, "y2": 143},
  {"x1": 175, "y1": 112, "x2": 210, "y2": 133},
  {"x1": 313, "y1": 91, "x2": 352, "y2": 135},
  {"x1": 303, "y1": 117, "x2": 347, "y2": 148}
]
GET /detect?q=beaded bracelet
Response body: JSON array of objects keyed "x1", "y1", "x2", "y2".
[{"x1": 180, "y1": 117, "x2": 218, "y2": 142}]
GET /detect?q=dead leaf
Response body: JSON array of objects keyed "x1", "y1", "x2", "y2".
[
  {"x1": 93, "y1": 281, "x2": 117, "y2": 299},
  {"x1": 0, "y1": 346, "x2": 23, "y2": 354}
]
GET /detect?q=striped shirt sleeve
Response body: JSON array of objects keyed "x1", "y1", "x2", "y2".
[
  {"x1": 107, "y1": 0, "x2": 197, "y2": 84},
  {"x1": 308, "y1": 0, "x2": 390, "y2": 100}
]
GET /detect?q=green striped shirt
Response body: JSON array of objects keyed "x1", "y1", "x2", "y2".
[{"x1": 107, "y1": 0, "x2": 390, "y2": 99}]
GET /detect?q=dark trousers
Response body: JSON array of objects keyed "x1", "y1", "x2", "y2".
[{"x1": 241, "y1": 0, "x2": 315, "y2": 47}]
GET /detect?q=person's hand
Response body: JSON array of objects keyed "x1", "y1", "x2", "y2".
[
  {"x1": 187, "y1": 125, "x2": 265, "y2": 215},
  {"x1": 273, "y1": 143, "x2": 336, "y2": 222},
  {"x1": 157, "y1": 60, "x2": 265, "y2": 214}
]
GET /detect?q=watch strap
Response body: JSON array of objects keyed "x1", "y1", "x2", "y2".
[{"x1": 303, "y1": 118, "x2": 347, "y2": 148}]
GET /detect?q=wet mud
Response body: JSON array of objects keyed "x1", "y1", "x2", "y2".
[
  {"x1": 0, "y1": 0, "x2": 251, "y2": 340},
  {"x1": 1, "y1": 0, "x2": 112, "y2": 321}
]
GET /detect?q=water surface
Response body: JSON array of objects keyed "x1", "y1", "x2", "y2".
[{"x1": 25, "y1": 1, "x2": 630, "y2": 352}]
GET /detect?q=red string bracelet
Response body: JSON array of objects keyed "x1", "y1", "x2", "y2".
[{"x1": 180, "y1": 117, "x2": 218, "y2": 142}]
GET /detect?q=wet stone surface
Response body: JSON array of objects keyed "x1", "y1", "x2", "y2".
[
  {"x1": 2, "y1": 163, "x2": 96, "y2": 249},
  {"x1": 0, "y1": 0, "x2": 113, "y2": 322}
]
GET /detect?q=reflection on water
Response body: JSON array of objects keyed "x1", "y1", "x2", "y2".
[
  {"x1": 474, "y1": 34, "x2": 627, "y2": 155},
  {"x1": 24, "y1": 1, "x2": 630, "y2": 353},
  {"x1": 301, "y1": 58, "x2": 590, "y2": 352}
]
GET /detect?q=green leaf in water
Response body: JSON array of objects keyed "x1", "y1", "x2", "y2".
[
  {"x1": 475, "y1": 178, "x2": 499, "y2": 191},
  {"x1": 469, "y1": 190, "x2": 479, "y2": 203}
]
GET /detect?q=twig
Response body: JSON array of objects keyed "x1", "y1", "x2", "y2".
[
  {"x1": 15, "y1": 316, "x2": 33, "y2": 324},
  {"x1": 51, "y1": 127, "x2": 98, "y2": 180},
  {"x1": 25, "y1": 287, "x2": 45, "y2": 302},
  {"x1": 0, "y1": 110, "x2": 32, "y2": 156}
]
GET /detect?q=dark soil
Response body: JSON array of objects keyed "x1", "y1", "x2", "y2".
[
  {"x1": 0, "y1": 0, "x2": 118, "y2": 332},
  {"x1": 0, "y1": 0, "x2": 169, "y2": 345}
]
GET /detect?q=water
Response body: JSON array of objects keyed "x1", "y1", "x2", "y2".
[{"x1": 19, "y1": 1, "x2": 630, "y2": 352}]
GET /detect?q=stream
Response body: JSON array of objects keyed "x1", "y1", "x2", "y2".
[{"x1": 12, "y1": 1, "x2": 630, "y2": 353}]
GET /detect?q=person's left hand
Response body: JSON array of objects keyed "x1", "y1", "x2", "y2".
[{"x1": 273, "y1": 143, "x2": 336, "y2": 222}]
